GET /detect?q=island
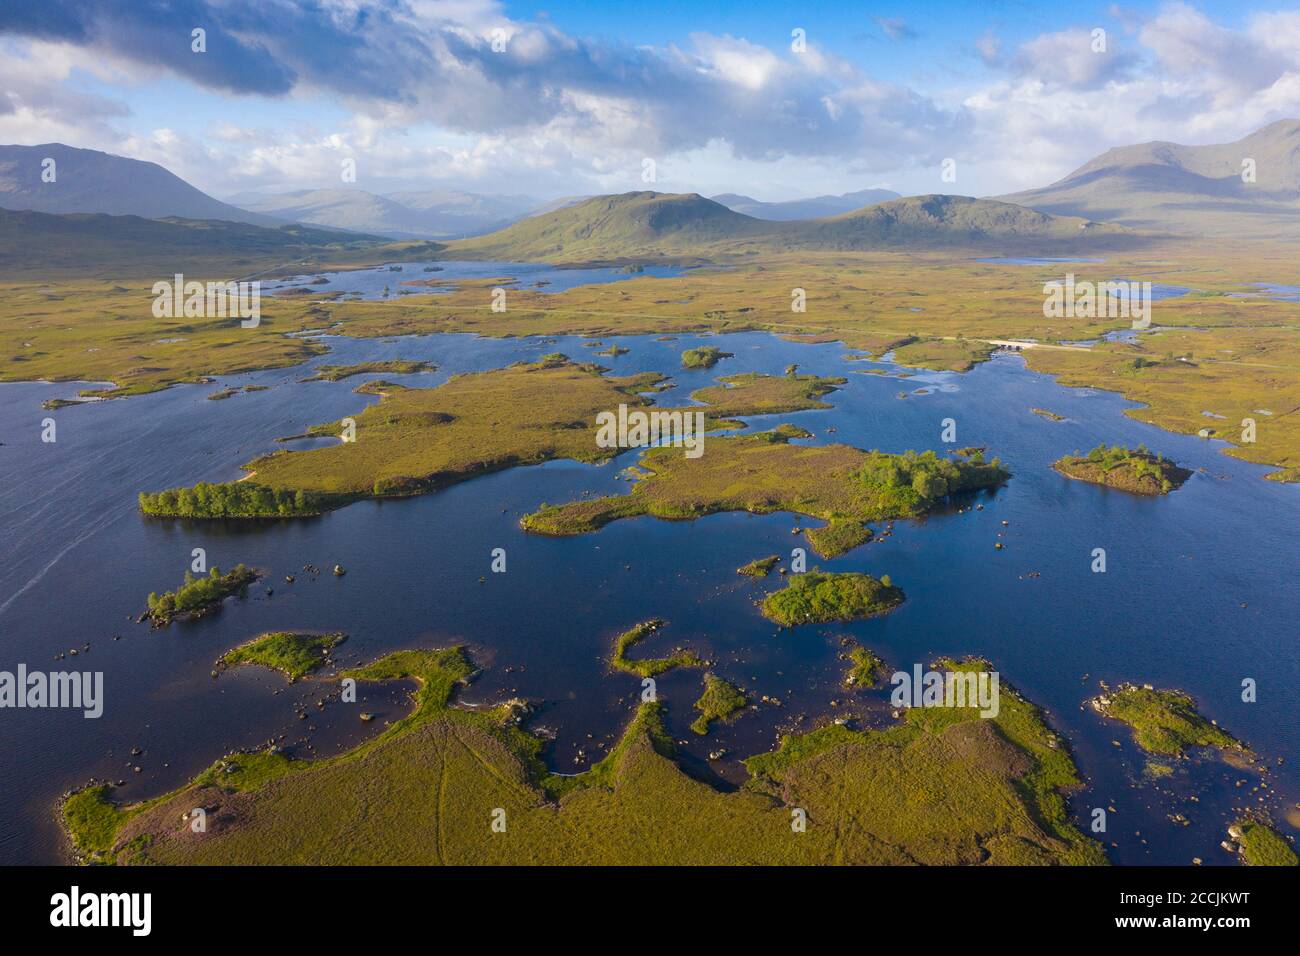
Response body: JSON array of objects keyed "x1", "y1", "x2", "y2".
[
  {"x1": 1089, "y1": 684, "x2": 1248, "y2": 758},
  {"x1": 1229, "y1": 819, "x2": 1298, "y2": 866},
  {"x1": 300, "y1": 360, "x2": 435, "y2": 382},
  {"x1": 737, "y1": 555, "x2": 779, "y2": 578},
  {"x1": 681, "y1": 345, "x2": 732, "y2": 369},
  {"x1": 610, "y1": 619, "x2": 704, "y2": 677},
  {"x1": 145, "y1": 565, "x2": 258, "y2": 626},
  {"x1": 843, "y1": 641, "x2": 885, "y2": 688},
  {"x1": 690, "y1": 674, "x2": 748, "y2": 735},
  {"x1": 218, "y1": 631, "x2": 346, "y2": 682},
  {"x1": 136, "y1": 361, "x2": 847, "y2": 520},
  {"x1": 522, "y1": 431, "x2": 1009, "y2": 558},
  {"x1": 60, "y1": 648, "x2": 1106, "y2": 866},
  {"x1": 1054, "y1": 444, "x2": 1192, "y2": 495},
  {"x1": 761, "y1": 571, "x2": 904, "y2": 626}
]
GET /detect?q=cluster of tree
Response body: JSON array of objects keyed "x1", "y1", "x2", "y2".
[
  {"x1": 1083, "y1": 443, "x2": 1169, "y2": 487},
  {"x1": 856, "y1": 449, "x2": 1009, "y2": 509},
  {"x1": 139, "y1": 482, "x2": 326, "y2": 518},
  {"x1": 147, "y1": 564, "x2": 256, "y2": 624}
]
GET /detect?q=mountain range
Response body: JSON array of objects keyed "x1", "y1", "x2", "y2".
[{"x1": 711, "y1": 188, "x2": 900, "y2": 220}]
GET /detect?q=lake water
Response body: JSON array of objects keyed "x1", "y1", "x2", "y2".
[{"x1": 2, "y1": 324, "x2": 1297, "y2": 865}]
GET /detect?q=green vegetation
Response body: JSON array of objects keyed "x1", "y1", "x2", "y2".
[
  {"x1": 762, "y1": 571, "x2": 904, "y2": 626},
  {"x1": 302, "y1": 360, "x2": 434, "y2": 381},
  {"x1": 891, "y1": 336, "x2": 993, "y2": 372},
  {"x1": 140, "y1": 482, "x2": 330, "y2": 518},
  {"x1": 61, "y1": 649, "x2": 1105, "y2": 865},
  {"x1": 690, "y1": 371, "x2": 844, "y2": 416},
  {"x1": 1054, "y1": 444, "x2": 1192, "y2": 495},
  {"x1": 1091, "y1": 684, "x2": 1246, "y2": 757},
  {"x1": 682, "y1": 345, "x2": 732, "y2": 369},
  {"x1": 1233, "y1": 819, "x2": 1298, "y2": 866},
  {"x1": 219, "y1": 632, "x2": 346, "y2": 681},
  {"x1": 610, "y1": 620, "x2": 704, "y2": 678},
  {"x1": 844, "y1": 643, "x2": 885, "y2": 688},
  {"x1": 596, "y1": 344, "x2": 628, "y2": 357},
  {"x1": 1032, "y1": 407, "x2": 1065, "y2": 421},
  {"x1": 737, "y1": 555, "x2": 779, "y2": 577},
  {"x1": 523, "y1": 435, "x2": 1007, "y2": 557},
  {"x1": 145, "y1": 565, "x2": 257, "y2": 626},
  {"x1": 690, "y1": 674, "x2": 748, "y2": 735}
]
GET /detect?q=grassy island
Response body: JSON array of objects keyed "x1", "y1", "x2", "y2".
[
  {"x1": 301, "y1": 360, "x2": 434, "y2": 382},
  {"x1": 610, "y1": 619, "x2": 704, "y2": 677},
  {"x1": 1090, "y1": 684, "x2": 1246, "y2": 757},
  {"x1": 136, "y1": 363, "x2": 843, "y2": 521},
  {"x1": 690, "y1": 674, "x2": 748, "y2": 735},
  {"x1": 844, "y1": 643, "x2": 885, "y2": 688},
  {"x1": 737, "y1": 555, "x2": 780, "y2": 577},
  {"x1": 1232, "y1": 819, "x2": 1298, "y2": 866},
  {"x1": 522, "y1": 435, "x2": 1008, "y2": 558},
  {"x1": 761, "y1": 571, "x2": 904, "y2": 626},
  {"x1": 681, "y1": 345, "x2": 732, "y2": 369},
  {"x1": 1054, "y1": 444, "x2": 1192, "y2": 495},
  {"x1": 218, "y1": 632, "x2": 346, "y2": 681},
  {"x1": 60, "y1": 649, "x2": 1105, "y2": 866},
  {"x1": 146, "y1": 565, "x2": 258, "y2": 626}
]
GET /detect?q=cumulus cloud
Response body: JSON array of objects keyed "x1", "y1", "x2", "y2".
[{"x1": 1012, "y1": 26, "x2": 1139, "y2": 90}]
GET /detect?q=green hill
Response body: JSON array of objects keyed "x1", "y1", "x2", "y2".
[{"x1": 446, "y1": 191, "x2": 1127, "y2": 262}]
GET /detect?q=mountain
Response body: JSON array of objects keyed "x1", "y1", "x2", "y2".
[
  {"x1": 0, "y1": 144, "x2": 283, "y2": 227},
  {"x1": 446, "y1": 191, "x2": 1123, "y2": 261},
  {"x1": 712, "y1": 188, "x2": 900, "y2": 220},
  {"x1": 233, "y1": 187, "x2": 540, "y2": 239},
  {"x1": 0, "y1": 207, "x2": 426, "y2": 279},
  {"x1": 446, "y1": 192, "x2": 775, "y2": 260},
  {"x1": 997, "y1": 119, "x2": 1300, "y2": 239}
]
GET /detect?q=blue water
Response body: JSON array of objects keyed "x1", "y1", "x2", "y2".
[
  {"x1": 261, "y1": 260, "x2": 687, "y2": 300},
  {"x1": 974, "y1": 257, "x2": 1106, "y2": 265},
  {"x1": 1, "y1": 330, "x2": 1296, "y2": 865}
]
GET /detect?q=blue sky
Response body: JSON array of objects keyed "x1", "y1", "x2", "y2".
[{"x1": 2, "y1": 1, "x2": 1299, "y2": 201}]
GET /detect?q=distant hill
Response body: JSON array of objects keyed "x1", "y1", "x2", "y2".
[
  {"x1": 447, "y1": 191, "x2": 1124, "y2": 261},
  {"x1": 997, "y1": 119, "x2": 1300, "y2": 239},
  {"x1": 0, "y1": 207, "x2": 425, "y2": 279},
  {"x1": 0, "y1": 144, "x2": 283, "y2": 227},
  {"x1": 233, "y1": 187, "x2": 540, "y2": 239},
  {"x1": 712, "y1": 188, "x2": 900, "y2": 220}
]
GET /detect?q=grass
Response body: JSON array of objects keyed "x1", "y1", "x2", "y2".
[
  {"x1": 1233, "y1": 819, "x2": 1298, "y2": 866},
  {"x1": 609, "y1": 620, "x2": 704, "y2": 678},
  {"x1": 145, "y1": 564, "x2": 257, "y2": 626},
  {"x1": 761, "y1": 570, "x2": 904, "y2": 626},
  {"x1": 219, "y1": 631, "x2": 346, "y2": 681},
  {"x1": 1054, "y1": 444, "x2": 1192, "y2": 495},
  {"x1": 301, "y1": 360, "x2": 434, "y2": 381},
  {"x1": 522, "y1": 434, "x2": 1007, "y2": 558},
  {"x1": 1091, "y1": 684, "x2": 1246, "y2": 757},
  {"x1": 737, "y1": 555, "x2": 779, "y2": 577},
  {"x1": 62, "y1": 649, "x2": 1105, "y2": 865},
  {"x1": 690, "y1": 674, "x2": 748, "y2": 735}
]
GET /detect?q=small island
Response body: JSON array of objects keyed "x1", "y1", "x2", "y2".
[
  {"x1": 681, "y1": 345, "x2": 732, "y2": 369},
  {"x1": 737, "y1": 555, "x2": 779, "y2": 577},
  {"x1": 761, "y1": 571, "x2": 904, "y2": 626},
  {"x1": 843, "y1": 642, "x2": 885, "y2": 688},
  {"x1": 301, "y1": 360, "x2": 434, "y2": 382},
  {"x1": 610, "y1": 619, "x2": 704, "y2": 677},
  {"x1": 146, "y1": 565, "x2": 258, "y2": 626},
  {"x1": 1054, "y1": 444, "x2": 1191, "y2": 495},
  {"x1": 690, "y1": 673, "x2": 748, "y2": 735},
  {"x1": 1089, "y1": 684, "x2": 1247, "y2": 758},
  {"x1": 1229, "y1": 819, "x2": 1298, "y2": 866},
  {"x1": 1031, "y1": 408, "x2": 1065, "y2": 421},
  {"x1": 218, "y1": 631, "x2": 346, "y2": 682}
]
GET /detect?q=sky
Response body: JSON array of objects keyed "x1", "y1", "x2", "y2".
[{"x1": 1, "y1": 0, "x2": 1299, "y2": 202}]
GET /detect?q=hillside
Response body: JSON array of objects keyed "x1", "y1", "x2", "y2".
[
  {"x1": 998, "y1": 119, "x2": 1300, "y2": 239},
  {"x1": 0, "y1": 143, "x2": 283, "y2": 227},
  {"x1": 0, "y1": 208, "x2": 429, "y2": 279},
  {"x1": 446, "y1": 191, "x2": 1125, "y2": 261},
  {"x1": 712, "y1": 188, "x2": 900, "y2": 220}
]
